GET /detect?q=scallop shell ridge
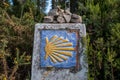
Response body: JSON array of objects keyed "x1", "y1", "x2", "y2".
[{"x1": 44, "y1": 35, "x2": 75, "y2": 63}]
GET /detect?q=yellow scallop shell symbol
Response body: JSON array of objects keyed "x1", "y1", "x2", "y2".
[{"x1": 44, "y1": 35, "x2": 75, "y2": 63}]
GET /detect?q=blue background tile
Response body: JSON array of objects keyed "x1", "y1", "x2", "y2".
[{"x1": 40, "y1": 30, "x2": 77, "y2": 68}]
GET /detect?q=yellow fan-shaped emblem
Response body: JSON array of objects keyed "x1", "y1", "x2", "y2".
[{"x1": 44, "y1": 35, "x2": 75, "y2": 63}]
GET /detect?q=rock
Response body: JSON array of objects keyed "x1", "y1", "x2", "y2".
[
  {"x1": 48, "y1": 9, "x2": 59, "y2": 16},
  {"x1": 43, "y1": 16, "x2": 53, "y2": 23},
  {"x1": 71, "y1": 16, "x2": 82, "y2": 23},
  {"x1": 57, "y1": 16, "x2": 65, "y2": 23},
  {"x1": 59, "y1": 12, "x2": 64, "y2": 17},
  {"x1": 63, "y1": 14, "x2": 71, "y2": 23},
  {"x1": 64, "y1": 10, "x2": 72, "y2": 15},
  {"x1": 71, "y1": 14, "x2": 80, "y2": 19},
  {"x1": 59, "y1": 9, "x2": 64, "y2": 13},
  {"x1": 56, "y1": 6, "x2": 61, "y2": 10},
  {"x1": 78, "y1": 16, "x2": 82, "y2": 23},
  {"x1": 57, "y1": 6, "x2": 64, "y2": 13}
]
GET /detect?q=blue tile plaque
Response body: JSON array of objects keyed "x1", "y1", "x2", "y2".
[{"x1": 40, "y1": 30, "x2": 77, "y2": 68}]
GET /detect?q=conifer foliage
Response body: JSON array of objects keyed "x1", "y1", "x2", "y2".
[{"x1": 76, "y1": 0, "x2": 120, "y2": 80}]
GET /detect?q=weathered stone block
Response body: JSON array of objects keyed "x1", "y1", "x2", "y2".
[{"x1": 31, "y1": 23, "x2": 87, "y2": 80}]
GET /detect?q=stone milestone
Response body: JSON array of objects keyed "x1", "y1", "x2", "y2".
[{"x1": 31, "y1": 23, "x2": 87, "y2": 80}]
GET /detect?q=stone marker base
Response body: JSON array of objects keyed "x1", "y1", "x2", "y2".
[{"x1": 31, "y1": 23, "x2": 87, "y2": 80}]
